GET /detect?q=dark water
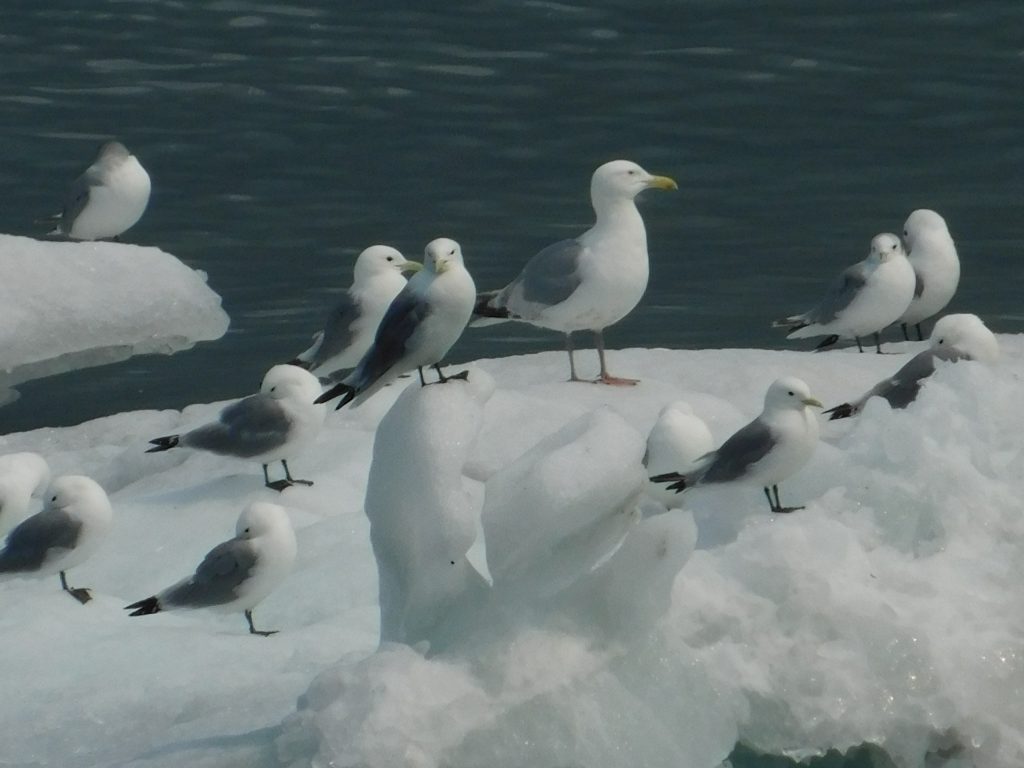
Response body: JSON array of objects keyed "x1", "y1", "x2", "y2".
[{"x1": 1, "y1": 1, "x2": 1021, "y2": 438}]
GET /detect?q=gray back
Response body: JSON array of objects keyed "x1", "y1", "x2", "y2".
[
  {"x1": 348, "y1": 286, "x2": 430, "y2": 392},
  {"x1": 182, "y1": 394, "x2": 291, "y2": 458},
  {"x1": 309, "y1": 290, "x2": 360, "y2": 367},
  {"x1": 501, "y1": 238, "x2": 584, "y2": 311},
  {"x1": 0, "y1": 509, "x2": 82, "y2": 573},
  {"x1": 59, "y1": 166, "x2": 104, "y2": 232},
  {"x1": 804, "y1": 261, "x2": 869, "y2": 325},
  {"x1": 698, "y1": 418, "x2": 775, "y2": 485},
  {"x1": 866, "y1": 346, "x2": 963, "y2": 410},
  {"x1": 162, "y1": 538, "x2": 259, "y2": 608}
]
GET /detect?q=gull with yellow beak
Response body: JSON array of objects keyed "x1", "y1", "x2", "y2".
[
  {"x1": 316, "y1": 237, "x2": 476, "y2": 410},
  {"x1": 290, "y1": 245, "x2": 422, "y2": 380},
  {"x1": 651, "y1": 377, "x2": 823, "y2": 514},
  {"x1": 474, "y1": 159, "x2": 677, "y2": 385}
]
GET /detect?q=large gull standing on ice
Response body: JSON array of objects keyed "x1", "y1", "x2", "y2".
[
  {"x1": 0, "y1": 475, "x2": 113, "y2": 604},
  {"x1": 825, "y1": 313, "x2": 998, "y2": 420},
  {"x1": 146, "y1": 364, "x2": 325, "y2": 491},
  {"x1": 474, "y1": 159, "x2": 677, "y2": 385},
  {"x1": 316, "y1": 237, "x2": 477, "y2": 410},
  {"x1": 775, "y1": 233, "x2": 916, "y2": 353},
  {"x1": 651, "y1": 377, "x2": 822, "y2": 514},
  {"x1": 290, "y1": 245, "x2": 422, "y2": 379},
  {"x1": 897, "y1": 209, "x2": 961, "y2": 341},
  {"x1": 125, "y1": 501, "x2": 297, "y2": 636},
  {"x1": 48, "y1": 140, "x2": 151, "y2": 241}
]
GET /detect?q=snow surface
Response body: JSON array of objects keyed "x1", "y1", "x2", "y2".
[
  {"x1": 0, "y1": 234, "x2": 229, "y2": 403},
  {"x1": 1, "y1": 338, "x2": 1022, "y2": 768}
]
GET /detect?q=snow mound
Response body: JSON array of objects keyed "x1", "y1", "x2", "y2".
[
  {"x1": 0, "y1": 338, "x2": 1022, "y2": 768},
  {"x1": 0, "y1": 234, "x2": 229, "y2": 402}
]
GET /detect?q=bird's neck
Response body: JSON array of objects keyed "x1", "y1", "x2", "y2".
[{"x1": 590, "y1": 196, "x2": 645, "y2": 242}]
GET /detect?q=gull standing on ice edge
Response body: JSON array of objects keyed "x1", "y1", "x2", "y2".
[
  {"x1": 146, "y1": 365, "x2": 326, "y2": 491},
  {"x1": 290, "y1": 245, "x2": 422, "y2": 379},
  {"x1": 0, "y1": 475, "x2": 113, "y2": 604},
  {"x1": 473, "y1": 159, "x2": 677, "y2": 385},
  {"x1": 825, "y1": 313, "x2": 998, "y2": 420},
  {"x1": 125, "y1": 501, "x2": 297, "y2": 636},
  {"x1": 897, "y1": 209, "x2": 961, "y2": 341},
  {"x1": 48, "y1": 140, "x2": 151, "y2": 241},
  {"x1": 316, "y1": 237, "x2": 477, "y2": 410},
  {"x1": 0, "y1": 452, "x2": 52, "y2": 534},
  {"x1": 775, "y1": 233, "x2": 916, "y2": 353},
  {"x1": 651, "y1": 377, "x2": 822, "y2": 514}
]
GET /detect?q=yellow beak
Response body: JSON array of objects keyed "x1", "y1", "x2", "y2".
[
  {"x1": 646, "y1": 175, "x2": 678, "y2": 191},
  {"x1": 802, "y1": 397, "x2": 824, "y2": 408},
  {"x1": 401, "y1": 261, "x2": 423, "y2": 275},
  {"x1": 435, "y1": 259, "x2": 450, "y2": 274}
]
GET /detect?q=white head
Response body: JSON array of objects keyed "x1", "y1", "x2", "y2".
[
  {"x1": 235, "y1": 501, "x2": 291, "y2": 539},
  {"x1": 261, "y1": 364, "x2": 323, "y2": 403},
  {"x1": 763, "y1": 377, "x2": 823, "y2": 412},
  {"x1": 96, "y1": 140, "x2": 131, "y2": 163},
  {"x1": 44, "y1": 475, "x2": 113, "y2": 523},
  {"x1": 903, "y1": 209, "x2": 951, "y2": 251},
  {"x1": 424, "y1": 238, "x2": 465, "y2": 274},
  {"x1": 590, "y1": 159, "x2": 678, "y2": 204},
  {"x1": 352, "y1": 245, "x2": 420, "y2": 283},
  {"x1": 929, "y1": 313, "x2": 999, "y2": 363},
  {"x1": 868, "y1": 232, "x2": 906, "y2": 263}
]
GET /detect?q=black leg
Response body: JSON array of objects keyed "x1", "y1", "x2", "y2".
[
  {"x1": 915, "y1": 323, "x2": 923, "y2": 341},
  {"x1": 855, "y1": 336, "x2": 864, "y2": 353},
  {"x1": 417, "y1": 367, "x2": 427, "y2": 386},
  {"x1": 771, "y1": 484, "x2": 803, "y2": 514},
  {"x1": 281, "y1": 460, "x2": 313, "y2": 486},
  {"x1": 264, "y1": 463, "x2": 292, "y2": 492},
  {"x1": 901, "y1": 323, "x2": 910, "y2": 341},
  {"x1": 430, "y1": 363, "x2": 469, "y2": 384},
  {"x1": 763, "y1": 487, "x2": 776, "y2": 512},
  {"x1": 874, "y1": 332, "x2": 882, "y2": 354},
  {"x1": 60, "y1": 571, "x2": 92, "y2": 604},
  {"x1": 245, "y1": 609, "x2": 278, "y2": 637}
]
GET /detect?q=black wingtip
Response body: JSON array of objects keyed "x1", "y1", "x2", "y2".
[
  {"x1": 824, "y1": 403, "x2": 855, "y2": 421},
  {"x1": 146, "y1": 435, "x2": 180, "y2": 453},
  {"x1": 813, "y1": 334, "x2": 840, "y2": 351},
  {"x1": 473, "y1": 292, "x2": 511, "y2": 319},
  {"x1": 772, "y1": 317, "x2": 804, "y2": 330},
  {"x1": 314, "y1": 383, "x2": 356, "y2": 410},
  {"x1": 650, "y1": 472, "x2": 688, "y2": 493},
  {"x1": 125, "y1": 596, "x2": 161, "y2": 616}
]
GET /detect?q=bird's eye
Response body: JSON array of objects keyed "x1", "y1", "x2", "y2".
[
  {"x1": 386, "y1": 256, "x2": 393, "y2": 262},
  {"x1": 788, "y1": 391, "x2": 795, "y2": 396},
  {"x1": 244, "y1": 527, "x2": 250, "y2": 533},
  {"x1": 903, "y1": 230, "x2": 908, "y2": 237},
  {"x1": 51, "y1": 495, "x2": 58, "y2": 502},
  {"x1": 627, "y1": 169, "x2": 636, "y2": 175},
  {"x1": 448, "y1": 249, "x2": 455, "y2": 256},
  {"x1": 891, "y1": 243, "x2": 897, "y2": 250},
  {"x1": 270, "y1": 386, "x2": 276, "y2": 392},
  {"x1": 937, "y1": 338, "x2": 944, "y2": 345}
]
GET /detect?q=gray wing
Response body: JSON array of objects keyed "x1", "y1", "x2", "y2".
[
  {"x1": 863, "y1": 346, "x2": 964, "y2": 410},
  {"x1": 801, "y1": 262, "x2": 870, "y2": 326},
  {"x1": 0, "y1": 509, "x2": 82, "y2": 573},
  {"x1": 499, "y1": 238, "x2": 584, "y2": 313},
  {"x1": 913, "y1": 269, "x2": 925, "y2": 298},
  {"x1": 59, "y1": 166, "x2": 104, "y2": 233},
  {"x1": 698, "y1": 418, "x2": 775, "y2": 485},
  {"x1": 161, "y1": 538, "x2": 259, "y2": 608},
  {"x1": 307, "y1": 290, "x2": 361, "y2": 368},
  {"x1": 181, "y1": 394, "x2": 291, "y2": 458},
  {"x1": 347, "y1": 286, "x2": 429, "y2": 393}
]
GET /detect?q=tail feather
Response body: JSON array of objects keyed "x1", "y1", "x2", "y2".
[
  {"x1": 473, "y1": 291, "x2": 510, "y2": 319},
  {"x1": 146, "y1": 435, "x2": 180, "y2": 453},
  {"x1": 314, "y1": 383, "x2": 356, "y2": 410},
  {"x1": 649, "y1": 471, "x2": 688, "y2": 494},
  {"x1": 813, "y1": 334, "x2": 840, "y2": 352},
  {"x1": 772, "y1": 315, "x2": 806, "y2": 330},
  {"x1": 824, "y1": 403, "x2": 855, "y2": 421},
  {"x1": 125, "y1": 596, "x2": 161, "y2": 616}
]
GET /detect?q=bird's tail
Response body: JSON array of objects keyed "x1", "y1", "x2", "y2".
[
  {"x1": 824, "y1": 403, "x2": 855, "y2": 421},
  {"x1": 772, "y1": 315, "x2": 806, "y2": 330},
  {"x1": 649, "y1": 471, "x2": 689, "y2": 494},
  {"x1": 471, "y1": 291, "x2": 514, "y2": 327},
  {"x1": 813, "y1": 334, "x2": 840, "y2": 352},
  {"x1": 314, "y1": 383, "x2": 357, "y2": 410},
  {"x1": 125, "y1": 596, "x2": 161, "y2": 616},
  {"x1": 146, "y1": 435, "x2": 180, "y2": 453}
]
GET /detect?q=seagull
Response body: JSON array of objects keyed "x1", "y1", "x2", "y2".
[
  {"x1": 48, "y1": 140, "x2": 151, "y2": 241},
  {"x1": 473, "y1": 159, "x2": 677, "y2": 385},
  {"x1": 0, "y1": 452, "x2": 52, "y2": 534},
  {"x1": 825, "y1": 313, "x2": 998, "y2": 420},
  {"x1": 774, "y1": 233, "x2": 916, "y2": 353},
  {"x1": 0, "y1": 475, "x2": 113, "y2": 604},
  {"x1": 643, "y1": 401, "x2": 714, "y2": 508},
  {"x1": 290, "y1": 245, "x2": 422, "y2": 379},
  {"x1": 650, "y1": 377, "x2": 822, "y2": 514},
  {"x1": 147, "y1": 364, "x2": 326, "y2": 491},
  {"x1": 896, "y1": 209, "x2": 961, "y2": 341},
  {"x1": 125, "y1": 501, "x2": 297, "y2": 636},
  {"x1": 316, "y1": 237, "x2": 477, "y2": 410}
]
